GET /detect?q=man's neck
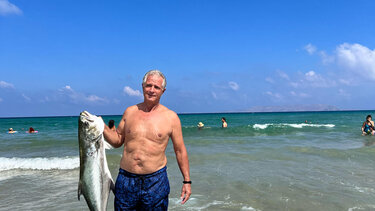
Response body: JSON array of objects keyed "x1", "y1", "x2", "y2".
[{"x1": 142, "y1": 101, "x2": 160, "y2": 112}]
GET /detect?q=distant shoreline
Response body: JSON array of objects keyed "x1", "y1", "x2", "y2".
[{"x1": 1, "y1": 109, "x2": 375, "y2": 119}]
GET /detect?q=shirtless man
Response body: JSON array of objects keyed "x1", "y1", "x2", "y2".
[{"x1": 103, "y1": 70, "x2": 191, "y2": 210}]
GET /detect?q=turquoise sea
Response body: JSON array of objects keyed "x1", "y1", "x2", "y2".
[{"x1": 0, "y1": 111, "x2": 375, "y2": 211}]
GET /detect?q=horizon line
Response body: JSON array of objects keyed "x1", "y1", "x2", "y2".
[{"x1": 1, "y1": 109, "x2": 375, "y2": 119}]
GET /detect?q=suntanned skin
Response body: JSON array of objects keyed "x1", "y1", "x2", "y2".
[
  {"x1": 103, "y1": 74, "x2": 191, "y2": 204},
  {"x1": 221, "y1": 118, "x2": 227, "y2": 128}
]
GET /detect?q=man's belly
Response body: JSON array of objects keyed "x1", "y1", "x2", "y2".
[{"x1": 120, "y1": 153, "x2": 167, "y2": 174}]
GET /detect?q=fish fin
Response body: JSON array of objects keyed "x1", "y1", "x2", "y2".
[
  {"x1": 78, "y1": 181, "x2": 82, "y2": 201},
  {"x1": 103, "y1": 139, "x2": 114, "y2": 150}
]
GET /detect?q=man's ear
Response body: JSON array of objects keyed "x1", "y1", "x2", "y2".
[{"x1": 162, "y1": 88, "x2": 166, "y2": 93}]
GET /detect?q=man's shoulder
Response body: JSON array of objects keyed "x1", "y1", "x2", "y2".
[
  {"x1": 159, "y1": 104, "x2": 179, "y2": 118},
  {"x1": 123, "y1": 105, "x2": 138, "y2": 115}
]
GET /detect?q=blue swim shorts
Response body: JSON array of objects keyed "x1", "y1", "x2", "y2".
[{"x1": 114, "y1": 166, "x2": 170, "y2": 211}]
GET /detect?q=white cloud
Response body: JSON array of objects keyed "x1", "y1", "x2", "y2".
[
  {"x1": 22, "y1": 93, "x2": 31, "y2": 101},
  {"x1": 335, "y1": 43, "x2": 375, "y2": 80},
  {"x1": 338, "y1": 78, "x2": 352, "y2": 86},
  {"x1": 265, "y1": 77, "x2": 274, "y2": 83},
  {"x1": 289, "y1": 82, "x2": 299, "y2": 88},
  {"x1": 113, "y1": 98, "x2": 120, "y2": 104},
  {"x1": 290, "y1": 91, "x2": 309, "y2": 98},
  {"x1": 265, "y1": 91, "x2": 283, "y2": 100},
  {"x1": 211, "y1": 91, "x2": 218, "y2": 99},
  {"x1": 59, "y1": 85, "x2": 107, "y2": 104},
  {"x1": 86, "y1": 95, "x2": 105, "y2": 102},
  {"x1": 304, "y1": 43, "x2": 317, "y2": 55},
  {"x1": 0, "y1": 80, "x2": 14, "y2": 88},
  {"x1": 286, "y1": 71, "x2": 336, "y2": 88},
  {"x1": 338, "y1": 89, "x2": 350, "y2": 98},
  {"x1": 303, "y1": 70, "x2": 336, "y2": 87},
  {"x1": 228, "y1": 81, "x2": 239, "y2": 91},
  {"x1": 62, "y1": 85, "x2": 73, "y2": 91},
  {"x1": 0, "y1": 0, "x2": 22, "y2": 16},
  {"x1": 277, "y1": 70, "x2": 290, "y2": 80},
  {"x1": 123, "y1": 86, "x2": 142, "y2": 97},
  {"x1": 319, "y1": 51, "x2": 334, "y2": 64}
]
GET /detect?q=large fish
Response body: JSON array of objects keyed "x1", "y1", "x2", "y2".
[{"x1": 78, "y1": 111, "x2": 115, "y2": 211}]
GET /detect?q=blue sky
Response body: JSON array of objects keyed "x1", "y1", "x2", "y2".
[{"x1": 1, "y1": 0, "x2": 375, "y2": 117}]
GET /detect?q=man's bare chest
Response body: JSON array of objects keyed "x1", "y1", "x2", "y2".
[{"x1": 125, "y1": 114, "x2": 171, "y2": 141}]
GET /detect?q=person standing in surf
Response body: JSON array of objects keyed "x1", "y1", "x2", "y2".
[
  {"x1": 361, "y1": 115, "x2": 375, "y2": 135},
  {"x1": 221, "y1": 117, "x2": 228, "y2": 128},
  {"x1": 103, "y1": 70, "x2": 191, "y2": 210}
]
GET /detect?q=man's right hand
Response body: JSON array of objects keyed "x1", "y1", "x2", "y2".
[{"x1": 180, "y1": 183, "x2": 191, "y2": 204}]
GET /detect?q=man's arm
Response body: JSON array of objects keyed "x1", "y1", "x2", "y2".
[
  {"x1": 170, "y1": 112, "x2": 191, "y2": 205},
  {"x1": 103, "y1": 111, "x2": 126, "y2": 148}
]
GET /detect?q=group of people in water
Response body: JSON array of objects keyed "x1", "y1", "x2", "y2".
[
  {"x1": 6, "y1": 115, "x2": 374, "y2": 135},
  {"x1": 197, "y1": 117, "x2": 228, "y2": 129},
  {"x1": 362, "y1": 115, "x2": 375, "y2": 136},
  {"x1": 7, "y1": 127, "x2": 38, "y2": 134}
]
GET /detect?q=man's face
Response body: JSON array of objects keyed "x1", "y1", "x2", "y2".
[{"x1": 142, "y1": 75, "x2": 165, "y2": 103}]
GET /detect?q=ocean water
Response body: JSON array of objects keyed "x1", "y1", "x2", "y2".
[{"x1": 0, "y1": 111, "x2": 375, "y2": 211}]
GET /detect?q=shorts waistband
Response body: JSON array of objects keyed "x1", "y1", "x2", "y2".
[{"x1": 118, "y1": 166, "x2": 167, "y2": 178}]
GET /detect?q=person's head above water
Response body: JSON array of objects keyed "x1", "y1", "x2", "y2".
[
  {"x1": 366, "y1": 115, "x2": 372, "y2": 121},
  {"x1": 221, "y1": 117, "x2": 226, "y2": 122},
  {"x1": 28, "y1": 127, "x2": 35, "y2": 133},
  {"x1": 108, "y1": 120, "x2": 115, "y2": 129},
  {"x1": 9, "y1": 128, "x2": 13, "y2": 131}
]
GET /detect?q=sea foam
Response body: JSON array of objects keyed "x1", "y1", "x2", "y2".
[
  {"x1": 0, "y1": 156, "x2": 79, "y2": 171},
  {"x1": 252, "y1": 123, "x2": 335, "y2": 129}
]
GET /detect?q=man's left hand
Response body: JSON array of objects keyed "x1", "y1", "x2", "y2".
[{"x1": 180, "y1": 184, "x2": 191, "y2": 204}]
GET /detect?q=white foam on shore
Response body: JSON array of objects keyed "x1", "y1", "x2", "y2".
[
  {"x1": 252, "y1": 123, "x2": 335, "y2": 129},
  {"x1": 0, "y1": 156, "x2": 79, "y2": 171},
  {"x1": 169, "y1": 197, "x2": 261, "y2": 211},
  {"x1": 348, "y1": 205, "x2": 375, "y2": 211},
  {"x1": 241, "y1": 206, "x2": 259, "y2": 211},
  {"x1": 253, "y1": 124, "x2": 272, "y2": 129}
]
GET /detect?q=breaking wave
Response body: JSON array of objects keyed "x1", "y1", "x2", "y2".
[
  {"x1": 0, "y1": 156, "x2": 79, "y2": 171},
  {"x1": 252, "y1": 123, "x2": 335, "y2": 130}
]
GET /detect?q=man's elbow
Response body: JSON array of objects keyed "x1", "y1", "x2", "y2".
[{"x1": 112, "y1": 142, "x2": 123, "y2": 148}]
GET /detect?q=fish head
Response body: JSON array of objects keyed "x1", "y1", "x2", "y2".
[{"x1": 79, "y1": 111, "x2": 104, "y2": 141}]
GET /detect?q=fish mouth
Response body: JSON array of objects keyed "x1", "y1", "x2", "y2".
[{"x1": 80, "y1": 111, "x2": 94, "y2": 122}]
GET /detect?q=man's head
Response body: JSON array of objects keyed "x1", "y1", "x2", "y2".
[
  {"x1": 142, "y1": 70, "x2": 166, "y2": 103},
  {"x1": 367, "y1": 115, "x2": 372, "y2": 121},
  {"x1": 221, "y1": 117, "x2": 226, "y2": 122}
]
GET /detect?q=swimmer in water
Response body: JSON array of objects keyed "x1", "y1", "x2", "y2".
[
  {"x1": 8, "y1": 128, "x2": 17, "y2": 134},
  {"x1": 197, "y1": 122, "x2": 204, "y2": 130},
  {"x1": 361, "y1": 115, "x2": 375, "y2": 135},
  {"x1": 28, "y1": 127, "x2": 37, "y2": 133},
  {"x1": 221, "y1": 117, "x2": 228, "y2": 128}
]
